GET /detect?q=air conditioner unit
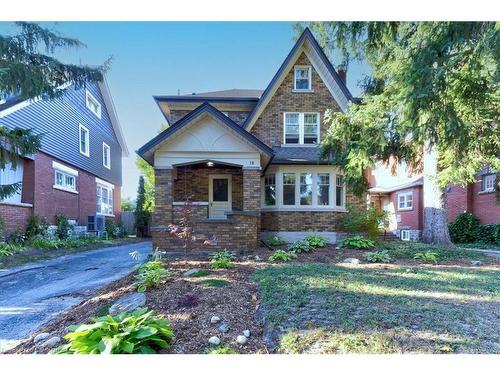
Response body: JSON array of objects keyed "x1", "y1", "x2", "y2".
[{"x1": 88, "y1": 214, "x2": 106, "y2": 232}]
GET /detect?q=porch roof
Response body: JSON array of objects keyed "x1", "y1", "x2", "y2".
[{"x1": 137, "y1": 102, "x2": 274, "y2": 165}]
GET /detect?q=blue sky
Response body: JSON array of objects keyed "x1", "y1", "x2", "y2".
[{"x1": 0, "y1": 22, "x2": 369, "y2": 200}]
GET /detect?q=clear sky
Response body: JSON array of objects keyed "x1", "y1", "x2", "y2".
[{"x1": 0, "y1": 22, "x2": 369, "y2": 200}]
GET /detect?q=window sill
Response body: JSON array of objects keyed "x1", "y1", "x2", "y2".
[
  {"x1": 397, "y1": 207, "x2": 413, "y2": 211},
  {"x1": 292, "y1": 89, "x2": 314, "y2": 93},
  {"x1": 262, "y1": 206, "x2": 347, "y2": 213},
  {"x1": 0, "y1": 201, "x2": 33, "y2": 208},
  {"x1": 53, "y1": 185, "x2": 79, "y2": 194},
  {"x1": 281, "y1": 144, "x2": 319, "y2": 148},
  {"x1": 97, "y1": 213, "x2": 115, "y2": 217},
  {"x1": 79, "y1": 151, "x2": 90, "y2": 158},
  {"x1": 478, "y1": 190, "x2": 495, "y2": 195}
]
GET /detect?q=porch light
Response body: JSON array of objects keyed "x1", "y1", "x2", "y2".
[{"x1": 207, "y1": 161, "x2": 214, "y2": 167}]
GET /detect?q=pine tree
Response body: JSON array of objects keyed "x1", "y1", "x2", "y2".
[
  {"x1": 0, "y1": 22, "x2": 109, "y2": 200},
  {"x1": 298, "y1": 22, "x2": 499, "y2": 245},
  {"x1": 135, "y1": 176, "x2": 150, "y2": 237}
]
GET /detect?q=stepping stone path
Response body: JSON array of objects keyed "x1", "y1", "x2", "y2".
[
  {"x1": 343, "y1": 258, "x2": 360, "y2": 264},
  {"x1": 109, "y1": 292, "x2": 146, "y2": 315},
  {"x1": 208, "y1": 336, "x2": 221, "y2": 345}
]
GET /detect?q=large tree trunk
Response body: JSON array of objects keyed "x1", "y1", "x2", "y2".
[{"x1": 422, "y1": 145, "x2": 453, "y2": 246}]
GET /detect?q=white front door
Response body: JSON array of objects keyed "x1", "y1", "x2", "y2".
[{"x1": 208, "y1": 175, "x2": 232, "y2": 219}]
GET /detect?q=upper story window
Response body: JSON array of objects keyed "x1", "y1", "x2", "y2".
[
  {"x1": 284, "y1": 112, "x2": 320, "y2": 145},
  {"x1": 79, "y1": 124, "x2": 90, "y2": 157},
  {"x1": 52, "y1": 161, "x2": 78, "y2": 193},
  {"x1": 103, "y1": 142, "x2": 111, "y2": 169},
  {"x1": 294, "y1": 65, "x2": 312, "y2": 91},
  {"x1": 481, "y1": 173, "x2": 496, "y2": 192},
  {"x1": 397, "y1": 191, "x2": 413, "y2": 210},
  {"x1": 85, "y1": 89, "x2": 101, "y2": 119}
]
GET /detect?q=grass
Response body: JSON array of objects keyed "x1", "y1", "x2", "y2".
[
  {"x1": 457, "y1": 242, "x2": 500, "y2": 251},
  {"x1": 206, "y1": 345, "x2": 239, "y2": 354},
  {"x1": 0, "y1": 237, "x2": 144, "y2": 269},
  {"x1": 253, "y1": 262, "x2": 499, "y2": 353},
  {"x1": 188, "y1": 270, "x2": 210, "y2": 278},
  {"x1": 377, "y1": 241, "x2": 488, "y2": 261},
  {"x1": 199, "y1": 279, "x2": 230, "y2": 288}
]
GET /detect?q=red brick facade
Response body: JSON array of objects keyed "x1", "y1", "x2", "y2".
[
  {"x1": 447, "y1": 181, "x2": 500, "y2": 224},
  {"x1": 0, "y1": 151, "x2": 121, "y2": 236}
]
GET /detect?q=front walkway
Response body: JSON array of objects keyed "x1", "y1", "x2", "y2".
[{"x1": 0, "y1": 241, "x2": 151, "y2": 352}]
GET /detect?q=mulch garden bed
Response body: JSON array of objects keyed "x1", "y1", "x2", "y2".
[{"x1": 9, "y1": 244, "x2": 498, "y2": 354}]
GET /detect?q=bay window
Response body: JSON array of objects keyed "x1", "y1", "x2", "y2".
[
  {"x1": 300, "y1": 173, "x2": 313, "y2": 205},
  {"x1": 336, "y1": 175, "x2": 344, "y2": 207},
  {"x1": 317, "y1": 173, "x2": 330, "y2": 205},
  {"x1": 264, "y1": 174, "x2": 276, "y2": 206},
  {"x1": 284, "y1": 112, "x2": 319, "y2": 145}
]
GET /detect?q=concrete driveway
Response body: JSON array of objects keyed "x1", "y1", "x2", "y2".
[{"x1": 0, "y1": 241, "x2": 151, "y2": 351}]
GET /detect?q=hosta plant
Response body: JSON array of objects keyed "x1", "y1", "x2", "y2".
[
  {"x1": 288, "y1": 239, "x2": 312, "y2": 253},
  {"x1": 268, "y1": 250, "x2": 297, "y2": 262},
  {"x1": 305, "y1": 234, "x2": 328, "y2": 248},
  {"x1": 266, "y1": 236, "x2": 287, "y2": 247},
  {"x1": 341, "y1": 236, "x2": 376, "y2": 250},
  {"x1": 210, "y1": 250, "x2": 234, "y2": 269},
  {"x1": 413, "y1": 251, "x2": 439, "y2": 264},
  {"x1": 135, "y1": 261, "x2": 171, "y2": 292},
  {"x1": 53, "y1": 308, "x2": 174, "y2": 354},
  {"x1": 365, "y1": 250, "x2": 392, "y2": 263}
]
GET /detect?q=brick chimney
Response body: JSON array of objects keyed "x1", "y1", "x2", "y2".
[{"x1": 337, "y1": 67, "x2": 347, "y2": 85}]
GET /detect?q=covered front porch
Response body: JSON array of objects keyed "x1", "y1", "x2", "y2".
[{"x1": 137, "y1": 103, "x2": 273, "y2": 250}]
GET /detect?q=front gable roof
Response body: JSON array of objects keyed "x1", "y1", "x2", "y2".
[
  {"x1": 244, "y1": 27, "x2": 355, "y2": 131},
  {"x1": 137, "y1": 102, "x2": 274, "y2": 165}
]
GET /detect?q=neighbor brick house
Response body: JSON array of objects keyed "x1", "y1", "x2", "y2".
[
  {"x1": 369, "y1": 163, "x2": 499, "y2": 241},
  {"x1": 138, "y1": 28, "x2": 364, "y2": 250},
  {"x1": 0, "y1": 79, "x2": 128, "y2": 235}
]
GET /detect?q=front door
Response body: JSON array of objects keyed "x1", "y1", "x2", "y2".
[{"x1": 208, "y1": 175, "x2": 232, "y2": 219}]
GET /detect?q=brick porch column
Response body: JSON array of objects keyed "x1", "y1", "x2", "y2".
[
  {"x1": 152, "y1": 169, "x2": 173, "y2": 251},
  {"x1": 242, "y1": 168, "x2": 261, "y2": 212}
]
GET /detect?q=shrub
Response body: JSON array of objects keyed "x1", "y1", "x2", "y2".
[
  {"x1": 266, "y1": 236, "x2": 287, "y2": 247},
  {"x1": 337, "y1": 204, "x2": 388, "y2": 240},
  {"x1": 306, "y1": 234, "x2": 328, "y2": 248},
  {"x1": 105, "y1": 219, "x2": 117, "y2": 239},
  {"x1": 288, "y1": 239, "x2": 312, "y2": 253},
  {"x1": 116, "y1": 220, "x2": 128, "y2": 238},
  {"x1": 365, "y1": 250, "x2": 392, "y2": 263},
  {"x1": 341, "y1": 236, "x2": 376, "y2": 250},
  {"x1": 413, "y1": 251, "x2": 438, "y2": 263},
  {"x1": 0, "y1": 243, "x2": 23, "y2": 257},
  {"x1": 53, "y1": 308, "x2": 174, "y2": 354},
  {"x1": 475, "y1": 223, "x2": 500, "y2": 244},
  {"x1": 29, "y1": 236, "x2": 61, "y2": 250},
  {"x1": 135, "y1": 261, "x2": 171, "y2": 292},
  {"x1": 448, "y1": 212, "x2": 479, "y2": 243},
  {"x1": 210, "y1": 250, "x2": 234, "y2": 269},
  {"x1": 55, "y1": 214, "x2": 73, "y2": 240},
  {"x1": 268, "y1": 250, "x2": 297, "y2": 262},
  {"x1": 26, "y1": 214, "x2": 49, "y2": 239},
  {"x1": 6, "y1": 230, "x2": 27, "y2": 245}
]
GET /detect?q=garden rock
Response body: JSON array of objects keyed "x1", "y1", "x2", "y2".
[
  {"x1": 109, "y1": 292, "x2": 146, "y2": 315},
  {"x1": 218, "y1": 323, "x2": 230, "y2": 333},
  {"x1": 254, "y1": 255, "x2": 261, "y2": 261},
  {"x1": 210, "y1": 315, "x2": 221, "y2": 324},
  {"x1": 470, "y1": 260, "x2": 482, "y2": 266},
  {"x1": 243, "y1": 330, "x2": 250, "y2": 338},
  {"x1": 33, "y1": 332, "x2": 51, "y2": 344},
  {"x1": 183, "y1": 268, "x2": 201, "y2": 277},
  {"x1": 236, "y1": 335, "x2": 248, "y2": 345},
  {"x1": 343, "y1": 258, "x2": 360, "y2": 264},
  {"x1": 208, "y1": 336, "x2": 221, "y2": 345},
  {"x1": 40, "y1": 336, "x2": 61, "y2": 349}
]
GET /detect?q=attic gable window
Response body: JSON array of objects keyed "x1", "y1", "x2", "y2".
[
  {"x1": 86, "y1": 89, "x2": 101, "y2": 119},
  {"x1": 294, "y1": 66, "x2": 312, "y2": 91}
]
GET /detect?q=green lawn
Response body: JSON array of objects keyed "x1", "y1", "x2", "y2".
[
  {"x1": 376, "y1": 241, "x2": 490, "y2": 261},
  {"x1": 253, "y1": 262, "x2": 500, "y2": 354}
]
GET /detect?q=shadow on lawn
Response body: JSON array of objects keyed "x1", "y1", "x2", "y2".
[{"x1": 253, "y1": 263, "x2": 500, "y2": 353}]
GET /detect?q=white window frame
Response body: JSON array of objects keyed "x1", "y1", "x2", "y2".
[
  {"x1": 481, "y1": 174, "x2": 496, "y2": 192},
  {"x1": 263, "y1": 173, "x2": 276, "y2": 207},
  {"x1": 96, "y1": 178, "x2": 114, "y2": 216},
  {"x1": 335, "y1": 175, "x2": 345, "y2": 208},
  {"x1": 400, "y1": 229, "x2": 411, "y2": 241},
  {"x1": 283, "y1": 112, "x2": 320, "y2": 145},
  {"x1": 102, "y1": 142, "x2": 111, "y2": 169},
  {"x1": 53, "y1": 161, "x2": 78, "y2": 193},
  {"x1": 397, "y1": 191, "x2": 413, "y2": 211},
  {"x1": 293, "y1": 65, "x2": 312, "y2": 91},
  {"x1": 79, "y1": 124, "x2": 90, "y2": 157},
  {"x1": 85, "y1": 89, "x2": 101, "y2": 119}
]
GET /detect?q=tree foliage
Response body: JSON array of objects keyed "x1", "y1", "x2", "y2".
[
  {"x1": 297, "y1": 22, "x2": 499, "y2": 196},
  {"x1": 0, "y1": 22, "x2": 109, "y2": 200},
  {"x1": 135, "y1": 176, "x2": 150, "y2": 237}
]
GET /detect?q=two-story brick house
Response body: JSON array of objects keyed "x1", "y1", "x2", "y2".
[
  {"x1": 0, "y1": 78, "x2": 128, "y2": 234},
  {"x1": 138, "y1": 28, "x2": 364, "y2": 250}
]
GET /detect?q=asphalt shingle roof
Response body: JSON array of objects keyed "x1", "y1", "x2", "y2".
[{"x1": 271, "y1": 146, "x2": 330, "y2": 165}]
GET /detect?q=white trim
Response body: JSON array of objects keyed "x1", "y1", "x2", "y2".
[
  {"x1": 96, "y1": 177, "x2": 114, "y2": 189},
  {"x1": 53, "y1": 185, "x2": 79, "y2": 195},
  {"x1": 283, "y1": 112, "x2": 320, "y2": 145},
  {"x1": 397, "y1": 191, "x2": 414, "y2": 211},
  {"x1": 52, "y1": 161, "x2": 78, "y2": 176},
  {"x1": 480, "y1": 174, "x2": 496, "y2": 193},
  {"x1": 102, "y1": 142, "x2": 111, "y2": 169},
  {"x1": 293, "y1": 65, "x2": 312, "y2": 91},
  {"x1": 79, "y1": 124, "x2": 90, "y2": 157},
  {"x1": 85, "y1": 89, "x2": 102, "y2": 119},
  {"x1": 0, "y1": 201, "x2": 33, "y2": 208},
  {"x1": 173, "y1": 201, "x2": 209, "y2": 206},
  {"x1": 400, "y1": 229, "x2": 411, "y2": 241}
]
